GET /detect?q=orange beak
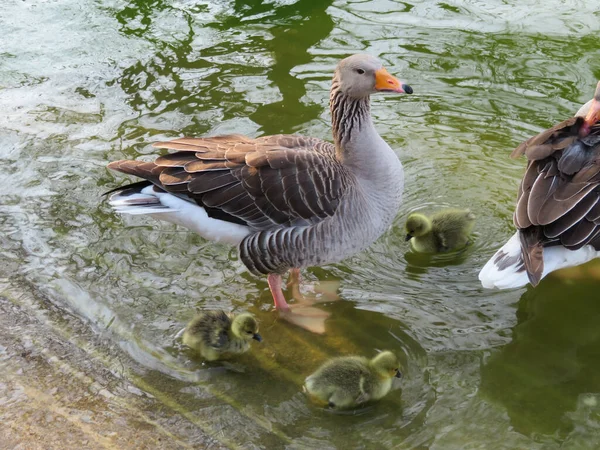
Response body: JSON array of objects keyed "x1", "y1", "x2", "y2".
[
  {"x1": 580, "y1": 81, "x2": 600, "y2": 137},
  {"x1": 374, "y1": 67, "x2": 412, "y2": 94},
  {"x1": 583, "y1": 99, "x2": 600, "y2": 129}
]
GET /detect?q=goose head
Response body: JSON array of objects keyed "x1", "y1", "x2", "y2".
[
  {"x1": 334, "y1": 54, "x2": 413, "y2": 99},
  {"x1": 576, "y1": 81, "x2": 600, "y2": 137}
]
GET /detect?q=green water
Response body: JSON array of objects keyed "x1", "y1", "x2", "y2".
[{"x1": 1, "y1": 0, "x2": 600, "y2": 448}]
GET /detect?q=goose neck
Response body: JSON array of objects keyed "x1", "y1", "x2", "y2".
[{"x1": 329, "y1": 84, "x2": 372, "y2": 159}]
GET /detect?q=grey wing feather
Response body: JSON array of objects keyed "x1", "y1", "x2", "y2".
[{"x1": 107, "y1": 134, "x2": 350, "y2": 231}]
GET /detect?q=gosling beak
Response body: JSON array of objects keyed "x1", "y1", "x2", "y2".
[
  {"x1": 580, "y1": 81, "x2": 600, "y2": 137},
  {"x1": 252, "y1": 333, "x2": 262, "y2": 342},
  {"x1": 405, "y1": 233, "x2": 412, "y2": 241},
  {"x1": 395, "y1": 369, "x2": 402, "y2": 379},
  {"x1": 374, "y1": 67, "x2": 412, "y2": 94}
]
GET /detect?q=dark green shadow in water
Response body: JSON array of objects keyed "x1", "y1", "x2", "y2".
[{"x1": 480, "y1": 276, "x2": 600, "y2": 438}]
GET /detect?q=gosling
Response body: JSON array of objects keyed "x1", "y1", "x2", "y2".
[
  {"x1": 405, "y1": 208, "x2": 475, "y2": 253},
  {"x1": 182, "y1": 311, "x2": 262, "y2": 361},
  {"x1": 304, "y1": 351, "x2": 401, "y2": 409}
]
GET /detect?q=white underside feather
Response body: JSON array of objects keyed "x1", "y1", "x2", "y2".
[
  {"x1": 479, "y1": 231, "x2": 600, "y2": 289},
  {"x1": 109, "y1": 185, "x2": 251, "y2": 245}
]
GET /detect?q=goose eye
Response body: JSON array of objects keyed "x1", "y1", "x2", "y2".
[{"x1": 356, "y1": 68, "x2": 365, "y2": 75}]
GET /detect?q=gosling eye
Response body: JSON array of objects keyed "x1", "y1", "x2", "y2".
[
  {"x1": 246, "y1": 331, "x2": 253, "y2": 334},
  {"x1": 356, "y1": 68, "x2": 365, "y2": 75}
]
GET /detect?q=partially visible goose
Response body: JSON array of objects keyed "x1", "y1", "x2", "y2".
[
  {"x1": 480, "y1": 81, "x2": 600, "y2": 289},
  {"x1": 106, "y1": 54, "x2": 413, "y2": 332}
]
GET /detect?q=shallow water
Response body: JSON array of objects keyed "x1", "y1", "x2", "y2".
[{"x1": 1, "y1": 0, "x2": 600, "y2": 448}]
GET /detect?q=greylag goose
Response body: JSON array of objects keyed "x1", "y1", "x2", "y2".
[
  {"x1": 106, "y1": 54, "x2": 413, "y2": 332},
  {"x1": 480, "y1": 81, "x2": 600, "y2": 289}
]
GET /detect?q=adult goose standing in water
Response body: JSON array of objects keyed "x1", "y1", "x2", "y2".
[
  {"x1": 480, "y1": 81, "x2": 600, "y2": 289},
  {"x1": 106, "y1": 54, "x2": 413, "y2": 333}
]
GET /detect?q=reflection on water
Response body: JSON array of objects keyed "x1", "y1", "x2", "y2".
[
  {"x1": 481, "y1": 272, "x2": 600, "y2": 440},
  {"x1": 208, "y1": 0, "x2": 337, "y2": 135},
  {"x1": 1, "y1": 0, "x2": 600, "y2": 448}
]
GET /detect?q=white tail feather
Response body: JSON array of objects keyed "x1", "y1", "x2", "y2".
[
  {"x1": 109, "y1": 193, "x2": 162, "y2": 207},
  {"x1": 112, "y1": 206, "x2": 171, "y2": 215},
  {"x1": 479, "y1": 233, "x2": 528, "y2": 289},
  {"x1": 480, "y1": 231, "x2": 600, "y2": 289},
  {"x1": 108, "y1": 185, "x2": 251, "y2": 245}
]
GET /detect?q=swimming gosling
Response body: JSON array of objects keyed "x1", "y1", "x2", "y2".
[
  {"x1": 304, "y1": 351, "x2": 401, "y2": 409},
  {"x1": 405, "y1": 208, "x2": 475, "y2": 253},
  {"x1": 182, "y1": 311, "x2": 262, "y2": 361}
]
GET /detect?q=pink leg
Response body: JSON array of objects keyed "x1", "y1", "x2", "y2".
[
  {"x1": 287, "y1": 268, "x2": 305, "y2": 301},
  {"x1": 267, "y1": 273, "x2": 290, "y2": 312},
  {"x1": 286, "y1": 268, "x2": 339, "y2": 303},
  {"x1": 268, "y1": 272, "x2": 331, "y2": 335},
  {"x1": 287, "y1": 268, "x2": 301, "y2": 288}
]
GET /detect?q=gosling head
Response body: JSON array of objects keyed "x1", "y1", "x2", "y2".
[
  {"x1": 370, "y1": 351, "x2": 402, "y2": 379},
  {"x1": 405, "y1": 213, "x2": 432, "y2": 241},
  {"x1": 334, "y1": 54, "x2": 413, "y2": 99},
  {"x1": 231, "y1": 313, "x2": 262, "y2": 342}
]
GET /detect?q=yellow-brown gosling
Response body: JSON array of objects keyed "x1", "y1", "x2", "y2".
[
  {"x1": 304, "y1": 351, "x2": 401, "y2": 409},
  {"x1": 405, "y1": 208, "x2": 475, "y2": 253},
  {"x1": 182, "y1": 311, "x2": 261, "y2": 361}
]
